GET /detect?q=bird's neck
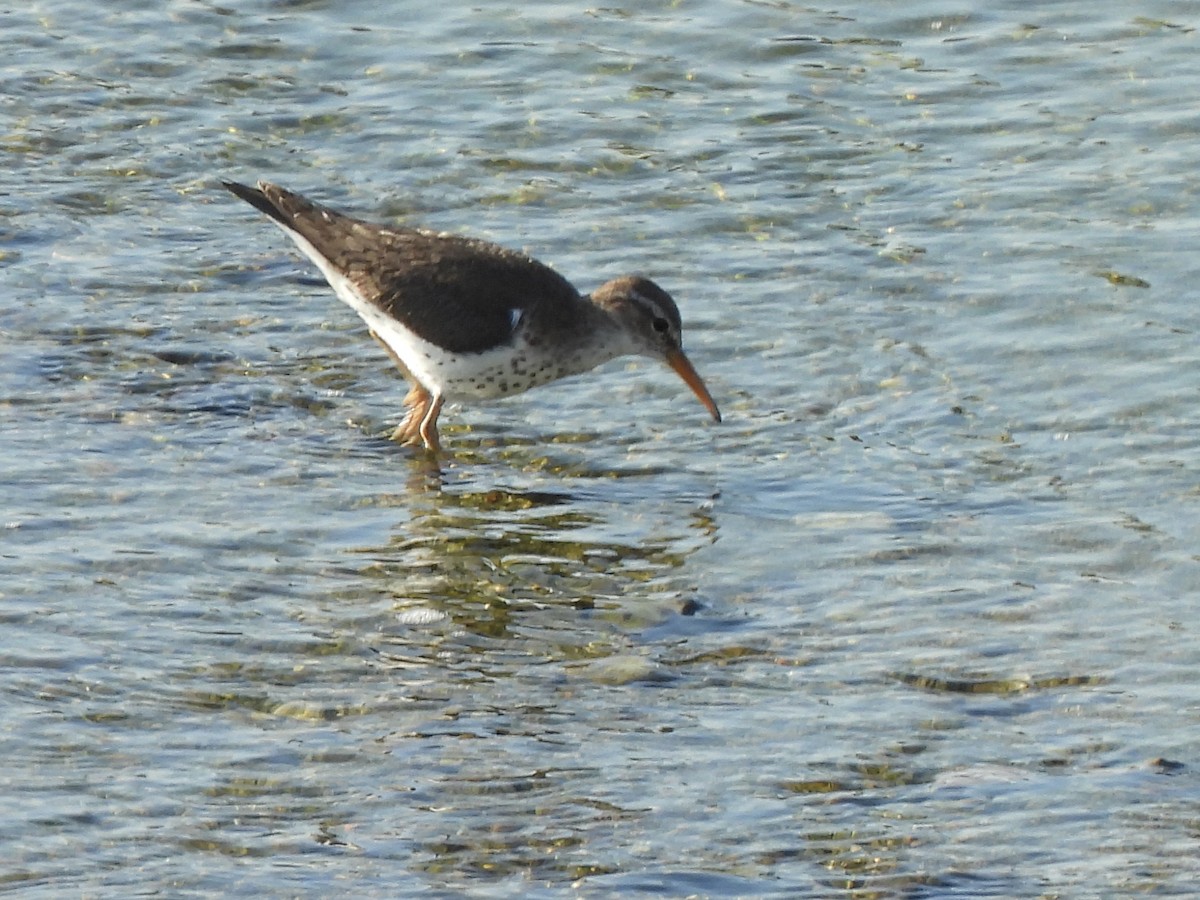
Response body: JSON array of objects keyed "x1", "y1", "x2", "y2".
[{"x1": 531, "y1": 297, "x2": 638, "y2": 379}]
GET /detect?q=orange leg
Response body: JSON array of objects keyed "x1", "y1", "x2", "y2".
[
  {"x1": 371, "y1": 330, "x2": 443, "y2": 453},
  {"x1": 418, "y1": 394, "x2": 444, "y2": 453},
  {"x1": 391, "y1": 385, "x2": 443, "y2": 452}
]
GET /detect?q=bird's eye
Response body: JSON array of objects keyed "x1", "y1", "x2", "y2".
[{"x1": 651, "y1": 317, "x2": 670, "y2": 334}]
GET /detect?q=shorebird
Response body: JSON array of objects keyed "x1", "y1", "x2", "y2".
[{"x1": 223, "y1": 180, "x2": 720, "y2": 452}]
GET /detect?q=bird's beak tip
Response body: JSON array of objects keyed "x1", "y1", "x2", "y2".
[{"x1": 666, "y1": 348, "x2": 721, "y2": 424}]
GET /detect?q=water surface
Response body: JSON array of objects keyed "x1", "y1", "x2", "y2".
[{"x1": 3, "y1": 0, "x2": 1199, "y2": 896}]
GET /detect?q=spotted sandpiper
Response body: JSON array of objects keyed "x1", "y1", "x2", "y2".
[{"x1": 222, "y1": 180, "x2": 721, "y2": 452}]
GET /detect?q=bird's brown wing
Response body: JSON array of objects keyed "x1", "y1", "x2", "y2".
[{"x1": 224, "y1": 181, "x2": 584, "y2": 355}]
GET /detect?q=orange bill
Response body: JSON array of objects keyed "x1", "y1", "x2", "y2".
[{"x1": 666, "y1": 348, "x2": 722, "y2": 423}]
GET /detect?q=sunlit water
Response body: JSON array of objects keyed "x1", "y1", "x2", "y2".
[{"x1": 3, "y1": 0, "x2": 1199, "y2": 896}]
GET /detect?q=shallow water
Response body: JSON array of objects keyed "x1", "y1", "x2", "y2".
[{"x1": 3, "y1": 0, "x2": 1200, "y2": 896}]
